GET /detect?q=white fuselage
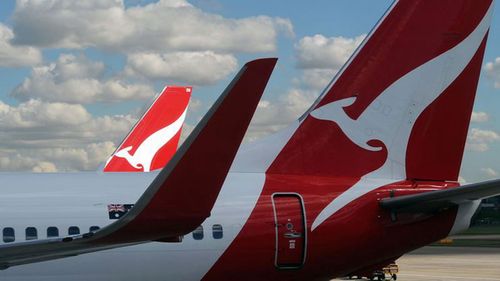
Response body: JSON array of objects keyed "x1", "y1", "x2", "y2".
[{"x1": 0, "y1": 171, "x2": 264, "y2": 280}]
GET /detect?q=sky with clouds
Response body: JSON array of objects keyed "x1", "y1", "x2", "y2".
[{"x1": 0, "y1": 0, "x2": 499, "y2": 183}]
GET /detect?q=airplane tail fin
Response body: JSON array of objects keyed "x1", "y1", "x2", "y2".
[
  {"x1": 103, "y1": 86, "x2": 192, "y2": 172},
  {"x1": 269, "y1": 0, "x2": 494, "y2": 182}
]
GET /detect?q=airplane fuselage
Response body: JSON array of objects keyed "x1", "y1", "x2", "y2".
[
  {"x1": 0, "y1": 0, "x2": 493, "y2": 279},
  {"x1": 0, "y1": 171, "x2": 466, "y2": 280}
]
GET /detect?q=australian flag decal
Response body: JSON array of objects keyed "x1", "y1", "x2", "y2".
[{"x1": 107, "y1": 204, "x2": 134, "y2": 219}]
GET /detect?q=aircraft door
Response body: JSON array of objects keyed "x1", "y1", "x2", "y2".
[{"x1": 272, "y1": 194, "x2": 307, "y2": 269}]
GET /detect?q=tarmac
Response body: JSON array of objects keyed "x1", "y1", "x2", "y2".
[
  {"x1": 396, "y1": 246, "x2": 500, "y2": 281},
  {"x1": 336, "y1": 246, "x2": 500, "y2": 281}
]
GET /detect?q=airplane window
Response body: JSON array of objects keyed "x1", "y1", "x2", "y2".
[
  {"x1": 192, "y1": 226, "x2": 204, "y2": 240},
  {"x1": 212, "y1": 224, "x2": 223, "y2": 239},
  {"x1": 26, "y1": 227, "x2": 37, "y2": 240},
  {"x1": 89, "y1": 226, "x2": 100, "y2": 232},
  {"x1": 47, "y1": 227, "x2": 59, "y2": 238},
  {"x1": 68, "y1": 226, "x2": 80, "y2": 235},
  {"x1": 3, "y1": 228, "x2": 15, "y2": 243}
]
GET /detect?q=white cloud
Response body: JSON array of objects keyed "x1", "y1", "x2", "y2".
[
  {"x1": 12, "y1": 0, "x2": 293, "y2": 54},
  {"x1": 471, "y1": 111, "x2": 490, "y2": 123},
  {"x1": 468, "y1": 128, "x2": 500, "y2": 142},
  {"x1": 485, "y1": 57, "x2": 500, "y2": 89},
  {"x1": 295, "y1": 34, "x2": 365, "y2": 70},
  {"x1": 11, "y1": 54, "x2": 156, "y2": 103},
  {"x1": 481, "y1": 167, "x2": 498, "y2": 178},
  {"x1": 124, "y1": 51, "x2": 238, "y2": 85},
  {"x1": 244, "y1": 34, "x2": 365, "y2": 142},
  {"x1": 0, "y1": 23, "x2": 41, "y2": 67},
  {"x1": 188, "y1": 98, "x2": 203, "y2": 112},
  {"x1": 292, "y1": 34, "x2": 365, "y2": 91},
  {"x1": 0, "y1": 99, "x2": 137, "y2": 148},
  {"x1": 467, "y1": 143, "x2": 489, "y2": 152},
  {"x1": 246, "y1": 89, "x2": 318, "y2": 141},
  {"x1": 32, "y1": 161, "x2": 58, "y2": 173},
  {"x1": 300, "y1": 68, "x2": 337, "y2": 91},
  {"x1": 466, "y1": 128, "x2": 500, "y2": 152},
  {"x1": 0, "y1": 1, "x2": 298, "y2": 172},
  {"x1": 37, "y1": 141, "x2": 116, "y2": 171},
  {"x1": 51, "y1": 53, "x2": 105, "y2": 80},
  {"x1": 0, "y1": 142, "x2": 116, "y2": 172},
  {"x1": 0, "y1": 151, "x2": 52, "y2": 172},
  {"x1": 0, "y1": 99, "x2": 91, "y2": 128},
  {"x1": 0, "y1": 99, "x2": 140, "y2": 171}
]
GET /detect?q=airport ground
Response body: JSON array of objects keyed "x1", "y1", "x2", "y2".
[
  {"x1": 333, "y1": 227, "x2": 500, "y2": 281},
  {"x1": 335, "y1": 244, "x2": 500, "y2": 281},
  {"x1": 395, "y1": 246, "x2": 500, "y2": 281}
]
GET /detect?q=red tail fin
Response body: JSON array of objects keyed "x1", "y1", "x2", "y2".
[
  {"x1": 263, "y1": 0, "x2": 495, "y2": 231},
  {"x1": 270, "y1": 0, "x2": 494, "y2": 182},
  {"x1": 103, "y1": 86, "x2": 191, "y2": 172}
]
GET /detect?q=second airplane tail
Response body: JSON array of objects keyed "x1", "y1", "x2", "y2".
[{"x1": 103, "y1": 86, "x2": 192, "y2": 172}]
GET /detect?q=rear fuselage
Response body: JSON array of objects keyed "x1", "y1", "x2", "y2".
[{"x1": 0, "y1": 171, "x2": 463, "y2": 281}]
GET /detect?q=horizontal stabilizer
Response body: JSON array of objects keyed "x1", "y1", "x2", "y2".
[{"x1": 380, "y1": 179, "x2": 500, "y2": 213}]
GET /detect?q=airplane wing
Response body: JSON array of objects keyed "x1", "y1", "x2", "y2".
[
  {"x1": 102, "y1": 85, "x2": 192, "y2": 172},
  {"x1": 380, "y1": 179, "x2": 500, "y2": 213},
  {"x1": 0, "y1": 58, "x2": 278, "y2": 270}
]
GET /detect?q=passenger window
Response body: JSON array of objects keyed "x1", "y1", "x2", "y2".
[
  {"x1": 192, "y1": 226, "x2": 204, "y2": 240},
  {"x1": 47, "y1": 227, "x2": 59, "y2": 238},
  {"x1": 26, "y1": 227, "x2": 37, "y2": 240},
  {"x1": 3, "y1": 228, "x2": 15, "y2": 243},
  {"x1": 68, "y1": 226, "x2": 80, "y2": 235},
  {"x1": 89, "y1": 226, "x2": 100, "y2": 232},
  {"x1": 212, "y1": 224, "x2": 223, "y2": 239}
]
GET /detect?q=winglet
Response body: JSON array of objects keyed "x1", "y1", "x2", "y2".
[
  {"x1": 0, "y1": 59, "x2": 278, "y2": 269},
  {"x1": 99, "y1": 58, "x2": 278, "y2": 242}
]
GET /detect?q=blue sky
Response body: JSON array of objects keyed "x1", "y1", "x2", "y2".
[{"x1": 0, "y1": 0, "x2": 499, "y2": 181}]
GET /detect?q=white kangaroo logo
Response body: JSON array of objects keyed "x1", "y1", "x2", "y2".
[
  {"x1": 310, "y1": 5, "x2": 493, "y2": 231},
  {"x1": 114, "y1": 109, "x2": 188, "y2": 172}
]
